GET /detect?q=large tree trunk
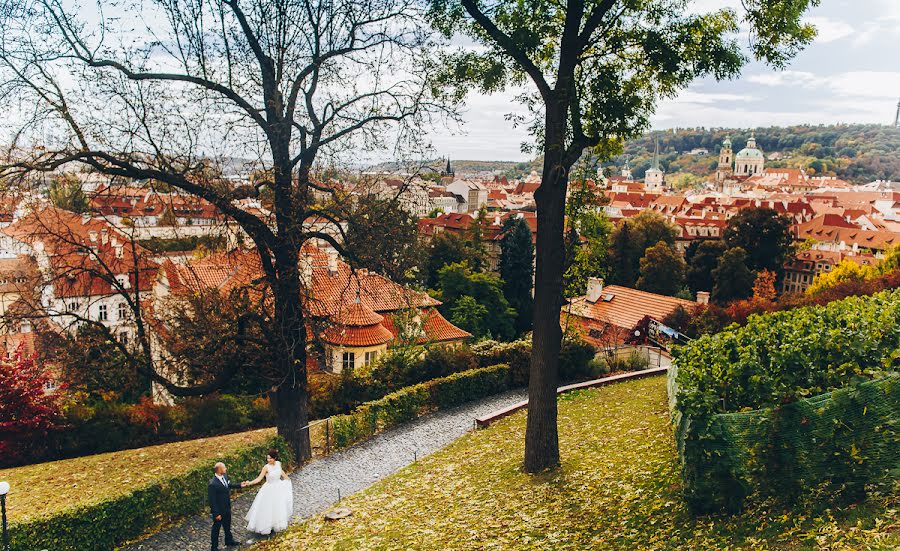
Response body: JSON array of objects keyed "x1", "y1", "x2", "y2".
[
  {"x1": 524, "y1": 109, "x2": 570, "y2": 473},
  {"x1": 272, "y1": 246, "x2": 312, "y2": 464},
  {"x1": 271, "y1": 141, "x2": 312, "y2": 464}
]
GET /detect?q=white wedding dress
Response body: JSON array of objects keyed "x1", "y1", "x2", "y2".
[{"x1": 245, "y1": 461, "x2": 293, "y2": 534}]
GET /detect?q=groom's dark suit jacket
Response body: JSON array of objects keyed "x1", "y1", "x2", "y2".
[{"x1": 208, "y1": 475, "x2": 241, "y2": 518}]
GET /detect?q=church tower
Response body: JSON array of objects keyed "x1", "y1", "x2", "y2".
[
  {"x1": 440, "y1": 157, "x2": 454, "y2": 178},
  {"x1": 644, "y1": 138, "x2": 664, "y2": 191},
  {"x1": 716, "y1": 137, "x2": 733, "y2": 184},
  {"x1": 621, "y1": 158, "x2": 632, "y2": 180}
]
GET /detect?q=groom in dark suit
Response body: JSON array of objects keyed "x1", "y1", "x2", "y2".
[{"x1": 208, "y1": 462, "x2": 246, "y2": 550}]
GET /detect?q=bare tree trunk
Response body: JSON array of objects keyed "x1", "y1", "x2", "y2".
[
  {"x1": 524, "y1": 109, "x2": 569, "y2": 473},
  {"x1": 271, "y1": 240, "x2": 312, "y2": 463}
]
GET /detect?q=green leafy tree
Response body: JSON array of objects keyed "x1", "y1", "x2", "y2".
[
  {"x1": 57, "y1": 324, "x2": 150, "y2": 403},
  {"x1": 609, "y1": 210, "x2": 677, "y2": 287},
  {"x1": 712, "y1": 247, "x2": 755, "y2": 303},
  {"x1": 637, "y1": 241, "x2": 686, "y2": 296},
  {"x1": 426, "y1": 231, "x2": 475, "y2": 289},
  {"x1": 435, "y1": 262, "x2": 516, "y2": 340},
  {"x1": 500, "y1": 216, "x2": 535, "y2": 334},
  {"x1": 466, "y1": 206, "x2": 491, "y2": 272},
  {"x1": 724, "y1": 207, "x2": 794, "y2": 276},
  {"x1": 564, "y1": 210, "x2": 612, "y2": 297},
  {"x1": 342, "y1": 196, "x2": 425, "y2": 284},
  {"x1": 432, "y1": 0, "x2": 817, "y2": 470},
  {"x1": 449, "y1": 295, "x2": 490, "y2": 337},
  {"x1": 48, "y1": 174, "x2": 89, "y2": 213},
  {"x1": 685, "y1": 240, "x2": 727, "y2": 294}
]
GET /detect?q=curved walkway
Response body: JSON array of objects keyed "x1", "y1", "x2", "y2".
[{"x1": 124, "y1": 388, "x2": 528, "y2": 550}]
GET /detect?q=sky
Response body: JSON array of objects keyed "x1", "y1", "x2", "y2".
[{"x1": 427, "y1": 0, "x2": 900, "y2": 162}]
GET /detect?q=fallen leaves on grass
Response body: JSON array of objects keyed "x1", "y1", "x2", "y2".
[
  {"x1": 257, "y1": 377, "x2": 899, "y2": 550},
  {"x1": 0, "y1": 428, "x2": 274, "y2": 523}
]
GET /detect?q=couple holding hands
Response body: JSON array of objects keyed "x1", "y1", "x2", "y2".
[{"x1": 208, "y1": 448, "x2": 293, "y2": 550}]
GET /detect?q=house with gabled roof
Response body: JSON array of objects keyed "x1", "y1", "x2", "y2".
[{"x1": 156, "y1": 245, "x2": 470, "y2": 374}]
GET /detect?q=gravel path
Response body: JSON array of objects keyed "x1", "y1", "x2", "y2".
[{"x1": 124, "y1": 388, "x2": 527, "y2": 550}]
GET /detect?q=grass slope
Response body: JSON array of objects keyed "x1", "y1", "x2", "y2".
[
  {"x1": 0, "y1": 427, "x2": 273, "y2": 523},
  {"x1": 259, "y1": 377, "x2": 898, "y2": 550}
]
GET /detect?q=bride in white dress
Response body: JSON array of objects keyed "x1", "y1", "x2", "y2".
[{"x1": 243, "y1": 448, "x2": 293, "y2": 535}]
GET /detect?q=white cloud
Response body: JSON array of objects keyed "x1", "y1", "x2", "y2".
[
  {"x1": 805, "y1": 16, "x2": 854, "y2": 43},
  {"x1": 674, "y1": 91, "x2": 757, "y2": 104},
  {"x1": 745, "y1": 70, "x2": 821, "y2": 88},
  {"x1": 828, "y1": 71, "x2": 900, "y2": 99}
]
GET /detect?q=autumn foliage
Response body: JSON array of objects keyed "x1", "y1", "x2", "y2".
[{"x1": 0, "y1": 350, "x2": 62, "y2": 463}]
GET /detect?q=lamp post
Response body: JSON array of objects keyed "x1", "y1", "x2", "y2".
[{"x1": 0, "y1": 480, "x2": 9, "y2": 551}]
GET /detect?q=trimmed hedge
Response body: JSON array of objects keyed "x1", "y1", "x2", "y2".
[
  {"x1": 7, "y1": 435, "x2": 291, "y2": 551},
  {"x1": 671, "y1": 289, "x2": 900, "y2": 512},
  {"x1": 331, "y1": 364, "x2": 511, "y2": 450},
  {"x1": 673, "y1": 372, "x2": 899, "y2": 513}
]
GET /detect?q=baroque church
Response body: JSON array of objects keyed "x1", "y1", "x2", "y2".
[{"x1": 715, "y1": 133, "x2": 765, "y2": 193}]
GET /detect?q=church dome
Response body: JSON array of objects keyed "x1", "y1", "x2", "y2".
[
  {"x1": 735, "y1": 147, "x2": 763, "y2": 159},
  {"x1": 735, "y1": 135, "x2": 763, "y2": 160}
]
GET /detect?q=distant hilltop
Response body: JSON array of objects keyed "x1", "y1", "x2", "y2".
[
  {"x1": 614, "y1": 123, "x2": 899, "y2": 185},
  {"x1": 369, "y1": 124, "x2": 898, "y2": 184}
]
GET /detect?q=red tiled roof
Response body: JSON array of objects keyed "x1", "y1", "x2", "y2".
[
  {"x1": 321, "y1": 322, "x2": 393, "y2": 347},
  {"x1": 332, "y1": 301, "x2": 384, "y2": 326},
  {"x1": 564, "y1": 285, "x2": 695, "y2": 332}
]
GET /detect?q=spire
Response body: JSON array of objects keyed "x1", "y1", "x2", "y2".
[
  {"x1": 894, "y1": 98, "x2": 899, "y2": 128},
  {"x1": 442, "y1": 157, "x2": 454, "y2": 177},
  {"x1": 653, "y1": 137, "x2": 660, "y2": 170},
  {"x1": 747, "y1": 132, "x2": 757, "y2": 148}
]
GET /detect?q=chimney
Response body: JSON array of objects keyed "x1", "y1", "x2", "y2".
[
  {"x1": 696, "y1": 291, "x2": 710, "y2": 305},
  {"x1": 81, "y1": 213, "x2": 91, "y2": 225},
  {"x1": 100, "y1": 229, "x2": 109, "y2": 245},
  {"x1": 327, "y1": 251, "x2": 338, "y2": 276},
  {"x1": 114, "y1": 244, "x2": 124, "y2": 258},
  {"x1": 88, "y1": 230, "x2": 98, "y2": 243},
  {"x1": 586, "y1": 277, "x2": 604, "y2": 303},
  {"x1": 111, "y1": 236, "x2": 119, "y2": 248}
]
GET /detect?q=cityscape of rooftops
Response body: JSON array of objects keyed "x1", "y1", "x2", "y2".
[{"x1": 0, "y1": 0, "x2": 897, "y2": 550}]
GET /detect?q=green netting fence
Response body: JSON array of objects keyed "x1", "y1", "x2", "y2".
[{"x1": 670, "y1": 368, "x2": 900, "y2": 512}]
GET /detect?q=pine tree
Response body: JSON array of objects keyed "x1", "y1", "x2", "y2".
[
  {"x1": 608, "y1": 221, "x2": 641, "y2": 287},
  {"x1": 500, "y1": 216, "x2": 535, "y2": 334}
]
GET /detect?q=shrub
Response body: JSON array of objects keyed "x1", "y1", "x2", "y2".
[
  {"x1": 419, "y1": 344, "x2": 478, "y2": 381},
  {"x1": 332, "y1": 364, "x2": 511, "y2": 450},
  {"x1": 671, "y1": 289, "x2": 900, "y2": 512},
  {"x1": 8, "y1": 434, "x2": 290, "y2": 551},
  {"x1": 473, "y1": 336, "x2": 596, "y2": 385}
]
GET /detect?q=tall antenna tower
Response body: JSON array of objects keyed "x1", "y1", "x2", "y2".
[{"x1": 895, "y1": 98, "x2": 900, "y2": 128}]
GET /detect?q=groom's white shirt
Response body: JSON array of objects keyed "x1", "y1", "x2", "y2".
[{"x1": 215, "y1": 474, "x2": 228, "y2": 487}]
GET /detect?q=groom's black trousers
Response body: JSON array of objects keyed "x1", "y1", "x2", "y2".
[{"x1": 211, "y1": 511, "x2": 234, "y2": 550}]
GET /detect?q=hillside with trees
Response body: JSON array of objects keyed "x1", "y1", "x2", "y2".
[
  {"x1": 613, "y1": 124, "x2": 900, "y2": 183},
  {"x1": 429, "y1": 124, "x2": 898, "y2": 184}
]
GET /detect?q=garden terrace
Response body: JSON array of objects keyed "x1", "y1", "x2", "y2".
[
  {"x1": 256, "y1": 376, "x2": 899, "y2": 550},
  {"x1": 0, "y1": 429, "x2": 278, "y2": 551}
]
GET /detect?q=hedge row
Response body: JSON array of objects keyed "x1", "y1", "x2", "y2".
[
  {"x1": 673, "y1": 372, "x2": 899, "y2": 513},
  {"x1": 8, "y1": 436, "x2": 291, "y2": 551},
  {"x1": 671, "y1": 289, "x2": 900, "y2": 512},
  {"x1": 331, "y1": 364, "x2": 511, "y2": 450}
]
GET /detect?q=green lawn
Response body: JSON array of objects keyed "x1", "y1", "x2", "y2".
[
  {"x1": 259, "y1": 377, "x2": 899, "y2": 550},
  {"x1": 0, "y1": 428, "x2": 274, "y2": 524}
]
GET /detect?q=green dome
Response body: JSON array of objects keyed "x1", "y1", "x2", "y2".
[{"x1": 735, "y1": 147, "x2": 763, "y2": 159}]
